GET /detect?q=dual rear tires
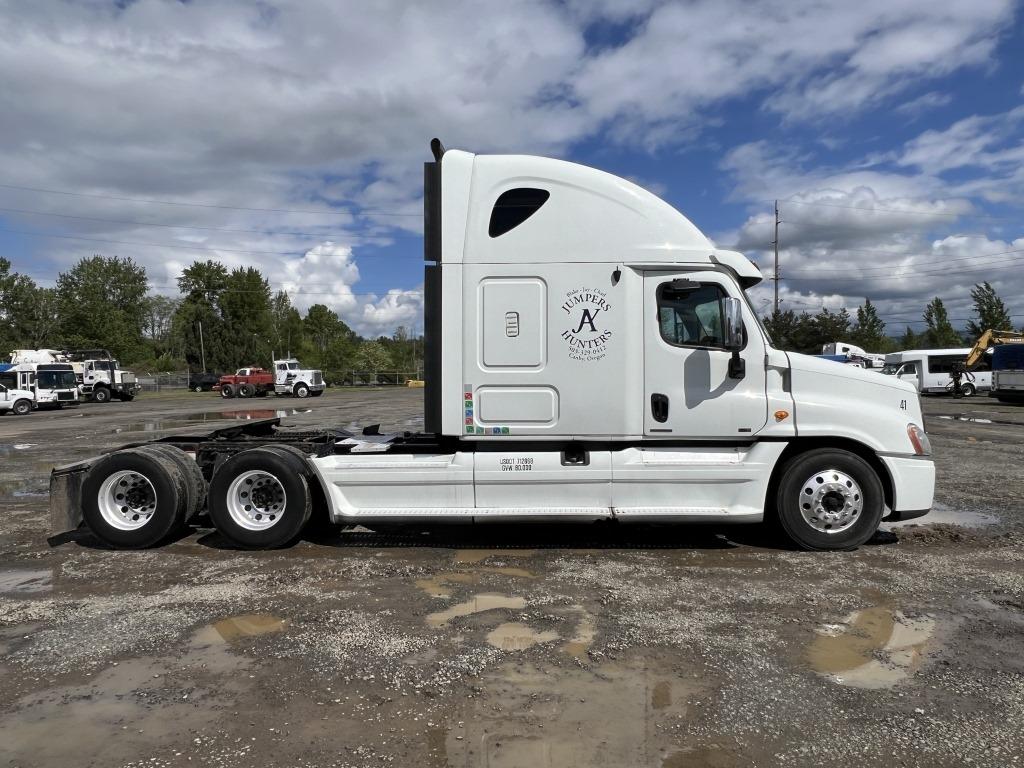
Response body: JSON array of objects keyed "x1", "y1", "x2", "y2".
[
  {"x1": 773, "y1": 449, "x2": 884, "y2": 551},
  {"x1": 82, "y1": 445, "x2": 316, "y2": 550}
]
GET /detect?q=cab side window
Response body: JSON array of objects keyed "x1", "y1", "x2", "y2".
[
  {"x1": 901, "y1": 363, "x2": 918, "y2": 375},
  {"x1": 657, "y1": 283, "x2": 727, "y2": 349}
]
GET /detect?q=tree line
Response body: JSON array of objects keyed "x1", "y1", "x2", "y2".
[
  {"x1": 763, "y1": 284, "x2": 1015, "y2": 355},
  {"x1": 0, "y1": 255, "x2": 422, "y2": 381}
]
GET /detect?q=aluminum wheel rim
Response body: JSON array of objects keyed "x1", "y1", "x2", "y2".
[
  {"x1": 798, "y1": 469, "x2": 864, "y2": 534},
  {"x1": 98, "y1": 470, "x2": 157, "y2": 531},
  {"x1": 226, "y1": 470, "x2": 287, "y2": 531}
]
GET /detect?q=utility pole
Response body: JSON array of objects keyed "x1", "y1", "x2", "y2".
[
  {"x1": 197, "y1": 320, "x2": 207, "y2": 374},
  {"x1": 771, "y1": 199, "x2": 781, "y2": 314}
]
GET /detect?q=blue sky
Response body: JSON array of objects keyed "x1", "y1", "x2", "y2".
[{"x1": 1, "y1": 0, "x2": 1022, "y2": 336}]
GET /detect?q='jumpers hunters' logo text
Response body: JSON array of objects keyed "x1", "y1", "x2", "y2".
[{"x1": 561, "y1": 288, "x2": 612, "y2": 362}]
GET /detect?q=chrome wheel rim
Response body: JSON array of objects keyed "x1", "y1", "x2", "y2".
[
  {"x1": 98, "y1": 470, "x2": 157, "y2": 530},
  {"x1": 226, "y1": 471, "x2": 287, "y2": 531},
  {"x1": 798, "y1": 469, "x2": 863, "y2": 534}
]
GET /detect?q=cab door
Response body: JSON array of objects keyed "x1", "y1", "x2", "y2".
[{"x1": 643, "y1": 271, "x2": 767, "y2": 438}]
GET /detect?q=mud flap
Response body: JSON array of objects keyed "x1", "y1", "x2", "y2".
[{"x1": 49, "y1": 459, "x2": 96, "y2": 534}]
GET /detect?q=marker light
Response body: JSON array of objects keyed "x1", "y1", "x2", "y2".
[{"x1": 907, "y1": 423, "x2": 932, "y2": 456}]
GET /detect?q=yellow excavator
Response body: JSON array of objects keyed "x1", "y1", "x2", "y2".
[{"x1": 966, "y1": 329, "x2": 1024, "y2": 369}]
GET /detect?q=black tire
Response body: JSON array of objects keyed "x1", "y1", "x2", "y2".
[
  {"x1": 774, "y1": 449, "x2": 884, "y2": 551},
  {"x1": 12, "y1": 399, "x2": 32, "y2": 416},
  {"x1": 294, "y1": 383, "x2": 310, "y2": 398},
  {"x1": 256, "y1": 389, "x2": 268, "y2": 397},
  {"x1": 960, "y1": 383, "x2": 976, "y2": 397},
  {"x1": 239, "y1": 383, "x2": 255, "y2": 398},
  {"x1": 193, "y1": 384, "x2": 204, "y2": 393},
  {"x1": 92, "y1": 387, "x2": 111, "y2": 404},
  {"x1": 207, "y1": 446, "x2": 312, "y2": 549},
  {"x1": 221, "y1": 383, "x2": 235, "y2": 399},
  {"x1": 81, "y1": 449, "x2": 189, "y2": 548},
  {"x1": 136, "y1": 444, "x2": 207, "y2": 521}
]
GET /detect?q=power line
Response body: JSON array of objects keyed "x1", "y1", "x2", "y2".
[
  {"x1": 0, "y1": 181, "x2": 420, "y2": 217},
  {"x1": 784, "y1": 248, "x2": 1024, "y2": 278},
  {"x1": 776, "y1": 198, "x2": 1019, "y2": 222},
  {"x1": 0, "y1": 206, "x2": 355, "y2": 238},
  {"x1": 0, "y1": 226, "x2": 421, "y2": 258}
]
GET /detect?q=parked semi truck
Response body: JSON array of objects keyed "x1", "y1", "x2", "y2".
[
  {"x1": 50, "y1": 140, "x2": 934, "y2": 552},
  {"x1": 217, "y1": 359, "x2": 325, "y2": 398}
]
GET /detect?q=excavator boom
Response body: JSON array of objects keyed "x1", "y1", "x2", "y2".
[{"x1": 966, "y1": 329, "x2": 1024, "y2": 369}]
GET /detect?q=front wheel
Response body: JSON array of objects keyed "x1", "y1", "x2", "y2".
[
  {"x1": 774, "y1": 449, "x2": 884, "y2": 551},
  {"x1": 12, "y1": 399, "x2": 32, "y2": 416},
  {"x1": 92, "y1": 387, "x2": 111, "y2": 404},
  {"x1": 294, "y1": 383, "x2": 310, "y2": 398},
  {"x1": 193, "y1": 384, "x2": 204, "y2": 393}
]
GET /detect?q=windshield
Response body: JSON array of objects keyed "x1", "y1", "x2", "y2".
[
  {"x1": 288, "y1": 362, "x2": 299, "y2": 370},
  {"x1": 37, "y1": 371, "x2": 78, "y2": 390},
  {"x1": 880, "y1": 364, "x2": 900, "y2": 375}
]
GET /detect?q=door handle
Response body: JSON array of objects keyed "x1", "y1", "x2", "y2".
[{"x1": 651, "y1": 393, "x2": 669, "y2": 423}]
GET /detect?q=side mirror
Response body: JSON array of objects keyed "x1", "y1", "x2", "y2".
[
  {"x1": 721, "y1": 297, "x2": 746, "y2": 379},
  {"x1": 722, "y1": 297, "x2": 744, "y2": 351}
]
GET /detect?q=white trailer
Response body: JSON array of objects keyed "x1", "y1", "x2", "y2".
[
  {"x1": 50, "y1": 140, "x2": 934, "y2": 552},
  {"x1": 881, "y1": 349, "x2": 991, "y2": 397}
]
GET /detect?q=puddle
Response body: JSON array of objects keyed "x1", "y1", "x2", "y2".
[
  {"x1": 415, "y1": 572, "x2": 477, "y2": 598},
  {"x1": 562, "y1": 607, "x2": 597, "y2": 657},
  {"x1": 426, "y1": 594, "x2": 526, "y2": 628},
  {"x1": 0, "y1": 568, "x2": 52, "y2": 595},
  {"x1": 446, "y1": 655, "x2": 705, "y2": 767},
  {"x1": 454, "y1": 549, "x2": 537, "y2": 565},
  {"x1": 807, "y1": 607, "x2": 936, "y2": 689},
  {"x1": 0, "y1": 478, "x2": 49, "y2": 499},
  {"x1": 415, "y1": 567, "x2": 536, "y2": 598},
  {"x1": 111, "y1": 409, "x2": 313, "y2": 433},
  {"x1": 883, "y1": 502, "x2": 999, "y2": 530},
  {"x1": 486, "y1": 622, "x2": 559, "y2": 651},
  {"x1": 193, "y1": 614, "x2": 288, "y2": 644}
]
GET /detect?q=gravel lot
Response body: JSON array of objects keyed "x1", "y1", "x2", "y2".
[{"x1": 1, "y1": 388, "x2": 1023, "y2": 768}]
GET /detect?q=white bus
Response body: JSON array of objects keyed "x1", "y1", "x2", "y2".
[{"x1": 881, "y1": 348, "x2": 991, "y2": 396}]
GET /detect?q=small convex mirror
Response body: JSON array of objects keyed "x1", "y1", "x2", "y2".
[{"x1": 723, "y1": 297, "x2": 744, "y2": 350}]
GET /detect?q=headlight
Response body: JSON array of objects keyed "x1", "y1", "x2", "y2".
[{"x1": 907, "y1": 423, "x2": 931, "y2": 456}]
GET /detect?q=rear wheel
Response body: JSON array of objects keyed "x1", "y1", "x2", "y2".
[
  {"x1": 239, "y1": 383, "x2": 255, "y2": 398},
  {"x1": 12, "y1": 399, "x2": 31, "y2": 416},
  {"x1": 207, "y1": 447, "x2": 312, "y2": 548},
  {"x1": 774, "y1": 449, "x2": 884, "y2": 551},
  {"x1": 220, "y1": 383, "x2": 235, "y2": 399},
  {"x1": 960, "y1": 382, "x2": 976, "y2": 397},
  {"x1": 81, "y1": 449, "x2": 189, "y2": 548},
  {"x1": 92, "y1": 387, "x2": 111, "y2": 404}
]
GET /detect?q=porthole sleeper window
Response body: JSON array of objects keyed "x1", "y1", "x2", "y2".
[{"x1": 488, "y1": 188, "x2": 550, "y2": 237}]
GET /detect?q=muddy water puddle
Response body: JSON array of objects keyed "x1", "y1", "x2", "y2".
[
  {"x1": 808, "y1": 607, "x2": 936, "y2": 689},
  {"x1": 445, "y1": 655, "x2": 706, "y2": 767},
  {"x1": 415, "y1": 566, "x2": 536, "y2": 598},
  {"x1": 486, "y1": 622, "x2": 560, "y2": 650},
  {"x1": 426, "y1": 594, "x2": 526, "y2": 628},
  {"x1": 193, "y1": 613, "x2": 288, "y2": 644},
  {"x1": 883, "y1": 501, "x2": 999, "y2": 530},
  {"x1": 0, "y1": 568, "x2": 52, "y2": 594},
  {"x1": 111, "y1": 408, "x2": 313, "y2": 433}
]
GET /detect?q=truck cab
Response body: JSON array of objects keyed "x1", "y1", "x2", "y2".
[
  {"x1": 52, "y1": 141, "x2": 935, "y2": 552},
  {"x1": 273, "y1": 359, "x2": 324, "y2": 398}
]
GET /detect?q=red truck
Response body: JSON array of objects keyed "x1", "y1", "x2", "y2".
[{"x1": 217, "y1": 367, "x2": 274, "y2": 398}]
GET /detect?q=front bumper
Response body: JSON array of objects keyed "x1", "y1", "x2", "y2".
[{"x1": 880, "y1": 454, "x2": 935, "y2": 520}]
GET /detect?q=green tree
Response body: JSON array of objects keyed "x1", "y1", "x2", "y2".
[
  {"x1": 353, "y1": 339, "x2": 393, "y2": 372},
  {"x1": 966, "y1": 282, "x2": 1013, "y2": 339},
  {"x1": 177, "y1": 260, "x2": 228, "y2": 301},
  {"x1": 922, "y1": 297, "x2": 963, "y2": 348},
  {"x1": 763, "y1": 309, "x2": 801, "y2": 351},
  {"x1": 56, "y1": 255, "x2": 149, "y2": 359},
  {"x1": 142, "y1": 295, "x2": 180, "y2": 358},
  {"x1": 270, "y1": 291, "x2": 304, "y2": 357},
  {"x1": 849, "y1": 298, "x2": 891, "y2": 352},
  {"x1": 899, "y1": 326, "x2": 922, "y2": 349},
  {"x1": 171, "y1": 261, "x2": 232, "y2": 373},
  {"x1": 221, "y1": 267, "x2": 273, "y2": 364}
]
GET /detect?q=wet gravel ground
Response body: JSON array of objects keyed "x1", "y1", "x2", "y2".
[{"x1": 1, "y1": 389, "x2": 1023, "y2": 768}]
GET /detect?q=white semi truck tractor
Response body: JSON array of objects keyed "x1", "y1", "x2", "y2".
[{"x1": 50, "y1": 140, "x2": 934, "y2": 551}]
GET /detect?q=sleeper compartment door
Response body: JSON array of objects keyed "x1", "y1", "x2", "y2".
[{"x1": 642, "y1": 271, "x2": 768, "y2": 439}]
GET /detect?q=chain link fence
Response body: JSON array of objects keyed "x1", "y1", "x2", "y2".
[{"x1": 135, "y1": 370, "x2": 191, "y2": 392}]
